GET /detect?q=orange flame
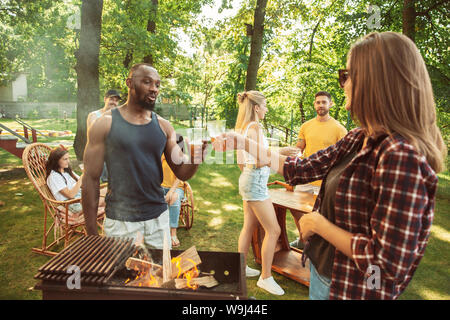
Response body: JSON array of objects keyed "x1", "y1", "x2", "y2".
[
  {"x1": 126, "y1": 256, "x2": 202, "y2": 290},
  {"x1": 171, "y1": 256, "x2": 183, "y2": 278},
  {"x1": 143, "y1": 272, "x2": 159, "y2": 287},
  {"x1": 184, "y1": 259, "x2": 199, "y2": 290}
]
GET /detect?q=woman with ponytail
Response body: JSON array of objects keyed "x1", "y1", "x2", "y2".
[{"x1": 235, "y1": 91, "x2": 284, "y2": 296}]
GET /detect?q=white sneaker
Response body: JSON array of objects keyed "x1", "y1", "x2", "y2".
[
  {"x1": 245, "y1": 265, "x2": 261, "y2": 277},
  {"x1": 257, "y1": 276, "x2": 285, "y2": 295}
]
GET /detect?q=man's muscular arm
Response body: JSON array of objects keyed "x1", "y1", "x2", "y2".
[
  {"x1": 82, "y1": 116, "x2": 109, "y2": 235},
  {"x1": 86, "y1": 112, "x2": 95, "y2": 130}
]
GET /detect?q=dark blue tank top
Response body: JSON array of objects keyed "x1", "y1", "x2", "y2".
[{"x1": 105, "y1": 108, "x2": 167, "y2": 222}]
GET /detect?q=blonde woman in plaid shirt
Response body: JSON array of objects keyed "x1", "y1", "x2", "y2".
[{"x1": 213, "y1": 32, "x2": 446, "y2": 299}]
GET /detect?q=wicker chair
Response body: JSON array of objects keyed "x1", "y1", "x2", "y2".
[
  {"x1": 22, "y1": 143, "x2": 105, "y2": 256},
  {"x1": 178, "y1": 181, "x2": 194, "y2": 230}
]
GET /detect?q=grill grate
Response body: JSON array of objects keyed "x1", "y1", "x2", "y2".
[{"x1": 34, "y1": 235, "x2": 136, "y2": 286}]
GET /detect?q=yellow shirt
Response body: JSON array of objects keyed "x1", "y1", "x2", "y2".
[
  {"x1": 161, "y1": 155, "x2": 184, "y2": 189},
  {"x1": 298, "y1": 117, "x2": 348, "y2": 186}
]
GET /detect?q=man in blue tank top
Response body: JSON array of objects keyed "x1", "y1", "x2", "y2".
[{"x1": 82, "y1": 63, "x2": 207, "y2": 249}]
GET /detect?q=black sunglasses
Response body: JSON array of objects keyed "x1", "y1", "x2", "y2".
[{"x1": 338, "y1": 69, "x2": 349, "y2": 88}]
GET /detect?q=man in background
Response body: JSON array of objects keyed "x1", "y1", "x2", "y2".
[
  {"x1": 86, "y1": 89, "x2": 121, "y2": 182},
  {"x1": 287, "y1": 91, "x2": 347, "y2": 248},
  {"x1": 296, "y1": 91, "x2": 347, "y2": 172},
  {"x1": 87, "y1": 89, "x2": 121, "y2": 129}
]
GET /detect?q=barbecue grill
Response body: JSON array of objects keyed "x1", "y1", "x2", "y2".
[{"x1": 34, "y1": 235, "x2": 247, "y2": 300}]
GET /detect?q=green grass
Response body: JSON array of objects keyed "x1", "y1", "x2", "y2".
[
  {"x1": 400, "y1": 170, "x2": 450, "y2": 300},
  {"x1": 0, "y1": 118, "x2": 449, "y2": 300}
]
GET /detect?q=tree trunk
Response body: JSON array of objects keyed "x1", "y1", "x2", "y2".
[
  {"x1": 73, "y1": 0, "x2": 103, "y2": 160},
  {"x1": 299, "y1": 100, "x2": 305, "y2": 124},
  {"x1": 227, "y1": 40, "x2": 249, "y2": 128},
  {"x1": 297, "y1": 19, "x2": 321, "y2": 121},
  {"x1": 295, "y1": 0, "x2": 340, "y2": 123},
  {"x1": 244, "y1": 0, "x2": 268, "y2": 91},
  {"x1": 143, "y1": 0, "x2": 158, "y2": 65},
  {"x1": 202, "y1": 73, "x2": 211, "y2": 127},
  {"x1": 122, "y1": 0, "x2": 134, "y2": 68},
  {"x1": 123, "y1": 50, "x2": 133, "y2": 69},
  {"x1": 402, "y1": 0, "x2": 416, "y2": 42}
]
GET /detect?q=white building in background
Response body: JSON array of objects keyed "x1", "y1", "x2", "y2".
[{"x1": 0, "y1": 73, "x2": 28, "y2": 102}]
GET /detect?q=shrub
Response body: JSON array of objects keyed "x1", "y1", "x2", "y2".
[{"x1": 26, "y1": 109, "x2": 39, "y2": 119}]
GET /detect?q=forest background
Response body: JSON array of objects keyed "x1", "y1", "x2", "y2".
[{"x1": 0, "y1": 0, "x2": 448, "y2": 160}]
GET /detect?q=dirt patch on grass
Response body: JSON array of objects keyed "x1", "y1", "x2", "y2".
[{"x1": 0, "y1": 167, "x2": 26, "y2": 180}]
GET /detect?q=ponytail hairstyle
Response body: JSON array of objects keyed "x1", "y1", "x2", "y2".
[
  {"x1": 234, "y1": 91, "x2": 266, "y2": 134},
  {"x1": 45, "y1": 147, "x2": 78, "y2": 182}
]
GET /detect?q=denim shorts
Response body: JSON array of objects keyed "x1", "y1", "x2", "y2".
[
  {"x1": 69, "y1": 190, "x2": 82, "y2": 213},
  {"x1": 309, "y1": 262, "x2": 331, "y2": 300},
  {"x1": 238, "y1": 166, "x2": 270, "y2": 201}
]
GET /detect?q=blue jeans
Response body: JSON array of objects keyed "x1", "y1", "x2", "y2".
[
  {"x1": 68, "y1": 190, "x2": 82, "y2": 213},
  {"x1": 309, "y1": 263, "x2": 331, "y2": 300},
  {"x1": 162, "y1": 187, "x2": 184, "y2": 228},
  {"x1": 238, "y1": 166, "x2": 270, "y2": 201}
]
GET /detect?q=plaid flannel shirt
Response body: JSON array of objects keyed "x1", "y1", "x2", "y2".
[{"x1": 283, "y1": 128, "x2": 437, "y2": 300}]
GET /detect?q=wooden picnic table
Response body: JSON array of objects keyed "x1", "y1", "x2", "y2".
[{"x1": 251, "y1": 186, "x2": 317, "y2": 286}]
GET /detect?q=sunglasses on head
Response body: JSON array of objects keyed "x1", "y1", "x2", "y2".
[{"x1": 338, "y1": 69, "x2": 349, "y2": 88}]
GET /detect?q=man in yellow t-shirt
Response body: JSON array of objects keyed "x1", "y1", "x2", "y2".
[
  {"x1": 296, "y1": 91, "x2": 347, "y2": 187},
  {"x1": 291, "y1": 91, "x2": 347, "y2": 249}
]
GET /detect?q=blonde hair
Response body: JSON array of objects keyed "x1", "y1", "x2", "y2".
[
  {"x1": 348, "y1": 32, "x2": 446, "y2": 172},
  {"x1": 235, "y1": 91, "x2": 266, "y2": 133}
]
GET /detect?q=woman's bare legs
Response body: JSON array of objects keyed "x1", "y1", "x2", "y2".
[
  {"x1": 239, "y1": 198, "x2": 281, "y2": 279},
  {"x1": 238, "y1": 200, "x2": 260, "y2": 264},
  {"x1": 249, "y1": 199, "x2": 280, "y2": 279}
]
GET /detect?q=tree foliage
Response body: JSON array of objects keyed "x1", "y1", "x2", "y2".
[{"x1": 0, "y1": 0, "x2": 448, "y2": 148}]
